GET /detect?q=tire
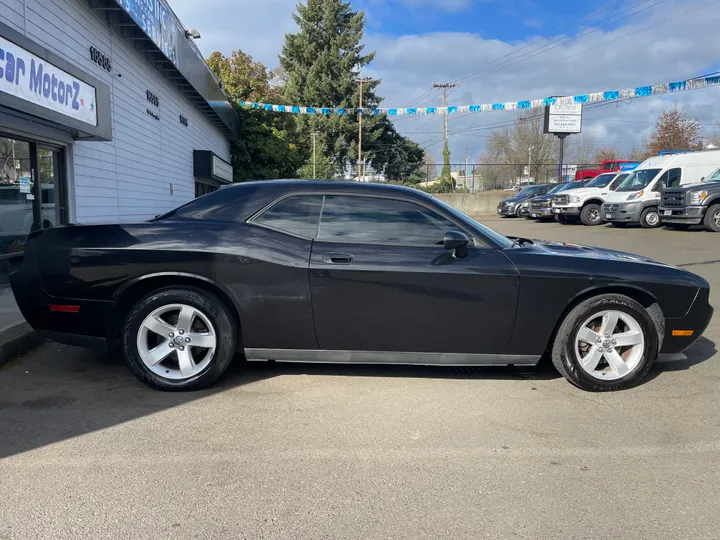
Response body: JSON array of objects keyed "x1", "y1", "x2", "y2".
[
  {"x1": 555, "y1": 214, "x2": 570, "y2": 224},
  {"x1": 610, "y1": 222, "x2": 628, "y2": 228},
  {"x1": 580, "y1": 203, "x2": 602, "y2": 226},
  {"x1": 515, "y1": 205, "x2": 523, "y2": 217},
  {"x1": 703, "y1": 204, "x2": 720, "y2": 232},
  {"x1": 665, "y1": 223, "x2": 691, "y2": 231},
  {"x1": 551, "y1": 294, "x2": 659, "y2": 392},
  {"x1": 122, "y1": 287, "x2": 237, "y2": 391},
  {"x1": 639, "y1": 206, "x2": 661, "y2": 228}
]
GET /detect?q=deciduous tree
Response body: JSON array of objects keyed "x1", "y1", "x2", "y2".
[{"x1": 647, "y1": 107, "x2": 703, "y2": 155}]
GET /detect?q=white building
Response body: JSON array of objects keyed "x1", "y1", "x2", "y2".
[{"x1": 0, "y1": 0, "x2": 239, "y2": 281}]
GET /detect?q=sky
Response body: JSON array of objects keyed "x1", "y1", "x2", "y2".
[{"x1": 168, "y1": 0, "x2": 720, "y2": 164}]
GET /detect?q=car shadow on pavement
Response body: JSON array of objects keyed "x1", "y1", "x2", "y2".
[
  {"x1": 650, "y1": 336, "x2": 717, "y2": 374},
  {"x1": 0, "y1": 337, "x2": 714, "y2": 459}
]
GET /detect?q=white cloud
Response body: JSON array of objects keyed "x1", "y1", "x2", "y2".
[
  {"x1": 168, "y1": 0, "x2": 720, "y2": 163},
  {"x1": 168, "y1": 0, "x2": 296, "y2": 65}
]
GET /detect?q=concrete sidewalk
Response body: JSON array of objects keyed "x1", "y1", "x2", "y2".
[{"x1": 0, "y1": 285, "x2": 45, "y2": 368}]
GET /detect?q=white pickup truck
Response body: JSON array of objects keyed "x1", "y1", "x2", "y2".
[{"x1": 551, "y1": 172, "x2": 629, "y2": 226}]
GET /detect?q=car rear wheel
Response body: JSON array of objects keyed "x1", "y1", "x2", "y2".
[
  {"x1": 122, "y1": 288, "x2": 237, "y2": 391},
  {"x1": 551, "y1": 294, "x2": 658, "y2": 391},
  {"x1": 580, "y1": 203, "x2": 602, "y2": 226},
  {"x1": 703, "y1": 204, "x2": 720, "y2": 232},
  {"x1": 640, "y1": 207, "x2": 661, "y2": 228}
]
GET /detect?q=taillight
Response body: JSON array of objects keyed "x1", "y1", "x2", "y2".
[{"x1": 49, "y1": 304, "x2": 81, "y2": 313}]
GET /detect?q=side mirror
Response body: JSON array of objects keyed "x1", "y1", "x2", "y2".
[{"x1": 443, "y1": 230, "x2": 469, "y2": 258}]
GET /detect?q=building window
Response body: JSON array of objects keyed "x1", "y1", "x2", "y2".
[{"x1": 195, "y1": 181, "x2": 218, "y2": 198}]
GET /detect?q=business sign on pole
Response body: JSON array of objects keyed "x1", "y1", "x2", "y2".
[
  {"x1": 563, "y1": 164, "x2": 578, "y2": 178},
  {"x1": 544, "y1": 102, "x2": 582, "y2": 134},
  {"x1": 0, "y1": 35, "x2": 98, "y2": 126},
  {"x1": 115, "y1": 0, "x2": 181, "y2": 66},
  {"x1": 523, "y1": 165, "x2": 530, "y2": 176}
]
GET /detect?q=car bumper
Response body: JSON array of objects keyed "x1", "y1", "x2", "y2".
[
  {"x1": 659, "y1": 206, "x2": 705, "y2": 225},
  {"x1": 553, "y1": 205, "x2": 581, "y2": 215},
  {"x1": 529, "y1": 207, "x2": 554, "y2": 218},
  {"x1": 601, "y1": 202, "x2": 643, "y2": 223},
  {"x1": 661, "y1": 287, "x2": 714, "y2": 354},
  {"x1": 497, "y1": 205, "x2": 519, "y2": 215},
  {"x1": 10, "y1": 239, "x2": 113, "y2": 349}
]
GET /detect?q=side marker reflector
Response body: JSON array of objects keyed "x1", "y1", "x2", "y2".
[
  {"x1": 671, "y1": 330, "x2": 694, "y2": 337},
  {"x1": 49, "y1": 304, "x2": 81, "y2": 313}
]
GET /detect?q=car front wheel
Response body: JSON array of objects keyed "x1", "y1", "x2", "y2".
[
  {"x1": 122, "y1": 288, "x2": 237, "y2": 391},
  {"x1": 640, "y1": 207, "x2": 661, "y2": 228},
  {"x1": 580, "y1": 203, "x2": 602, "y2": 226},
  {"x1": 703, "y1": 204, "x2": 720, "y2": 232},
  {"x1": 551, "y1": 294, "x2": 658, "y2": 391}
]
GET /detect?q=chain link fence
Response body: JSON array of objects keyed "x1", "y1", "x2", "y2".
[{"x1": 409, "y1": 163, "x2": 600, "y2": 192}]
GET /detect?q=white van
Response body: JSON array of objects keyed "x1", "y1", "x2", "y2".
[{"x1": 601, "y1": 150, "x2": 720, "y2": 228}]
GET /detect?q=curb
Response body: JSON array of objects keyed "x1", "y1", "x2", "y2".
[{"x1": 0, "y1": 323, "x2": 46, "y2": 369}]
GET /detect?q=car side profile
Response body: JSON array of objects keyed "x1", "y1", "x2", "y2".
[{"x1": 11, "y1": 181, "x2": 713, "y2": 392}]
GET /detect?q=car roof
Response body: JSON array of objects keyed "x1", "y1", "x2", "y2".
[{"x1": 223, "y1": 179, "x2": 425, "y2": 197}]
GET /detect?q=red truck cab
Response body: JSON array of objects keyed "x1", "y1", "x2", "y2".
[{"x1": 576, "y1": 160, "x2": 640, "y2": 180}]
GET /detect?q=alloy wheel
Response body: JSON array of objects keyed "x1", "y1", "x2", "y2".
[
  {"x1": 137, "y1": 303, "x2": 217, "y2": 380},
  {"x1": 713, "y1": 208, "x2": 720, "y2": 228},
  {"x1": 574, "y1": 310, "x2": 645, "y2": 381}
]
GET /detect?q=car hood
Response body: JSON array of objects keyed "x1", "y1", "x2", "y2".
[
  {"x1": 500, "y1": 196, "x2": 526, "y2": 204},
  {"x1": 510, "y1": 237, "x2": 663, "y2": 265},
  {"x1": 665, "y1": 182, "x2": 720, "y2": 193},
  {"x1": 560, "y1": 186, "x2": 608, "y2": 197}
]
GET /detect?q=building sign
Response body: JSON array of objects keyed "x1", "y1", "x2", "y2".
[
  {"x1": 193, "y1": 150, "x2": 233, "y2": 184},
  {"x1": 212, "y1": 154, "x2": 233, "y2": 182},
  {"x1": 146, "y1": 89, "x2": 159, "y2": 107},
  {"x1": 544, "y1": 102, "x2": 582, "y2": 135},
  {"x1": 0, "y1": 35, "x2": 98, "y2": 126},
  {"x1": 89, "y1": 45, "x2": 112, "y2": 73},
  {"x1": 116, "y1": 0, "x2": 180, "y2": 66}
]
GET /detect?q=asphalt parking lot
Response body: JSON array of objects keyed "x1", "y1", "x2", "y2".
[{"x1": 1, "y1": 217, "x2": 719, "y2": 540}]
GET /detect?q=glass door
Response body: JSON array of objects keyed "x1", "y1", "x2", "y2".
[
  {"x1": 0, "y1": 136, "x2": 33, "y2": 256},
  {"x1": 0, "y1": 134, "x2": 67, "y2": 283}
]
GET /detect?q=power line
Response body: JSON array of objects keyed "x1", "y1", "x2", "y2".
[
  {"x1": 454, "y1": 0, "x2": 671, "y2": 85},
  {"x1": 448, "y1": 0, "x2": 636, "y2": 86}
]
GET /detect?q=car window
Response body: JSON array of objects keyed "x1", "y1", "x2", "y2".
[
  {"x1": 317, "y1": 195, "x2": 456, "y2": 246},
  {"x1": 609, "y1": 174, "x2": 627, "y2": 190},
  {"x1": 586, "y1": 174, "x2": 615, "y2": 188},
  {"x1": 253, "y1": 195, "x2": 324, "y2": 238},
  {"x1": 703, "y1": 167, "x2": 720, "y2": 183},
  {"x1": 667, "y1": 168, "x2": 682, "y2": 187},
  {"x1": 603, "y1": 162, "x2": 616, "y2": 171}
]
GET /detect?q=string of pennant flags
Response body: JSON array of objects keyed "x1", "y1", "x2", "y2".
[{"x1": 238, "y1": 74, "x2": 720, "y2": 116}]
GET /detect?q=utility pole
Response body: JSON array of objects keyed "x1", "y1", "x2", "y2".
[
  {"x1": 311, "y1": 132, "x2": 317, "y2": 179},
  {"x1": 464, "y1": 147, "x2": 468, "y2": 190},
  {"x1": 433, "y1": 83, "x2": 457, "y2": 151},
  {"x1": 357, "y1": 77, "x2": 372, "y2": 180}
]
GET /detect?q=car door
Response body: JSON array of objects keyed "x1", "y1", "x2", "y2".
[{"x1": 309, "y1": 194, "x2": 519, "y2": 358}]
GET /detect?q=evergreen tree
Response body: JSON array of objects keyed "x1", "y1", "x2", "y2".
[{"x1": 280, "y1": 0, "x2": 423, "y2": 179}]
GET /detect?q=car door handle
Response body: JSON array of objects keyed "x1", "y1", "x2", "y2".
[{"x1": 322, "y1": 253, "x2": 354, "y2": 264}]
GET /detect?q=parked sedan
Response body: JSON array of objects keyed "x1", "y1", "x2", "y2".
[
  {"x1": 497, "y1": 184, "x2": 552, "y2": 217},
  {"x1": 11, "y1": 181, "x2": 712, "y2": 392}
]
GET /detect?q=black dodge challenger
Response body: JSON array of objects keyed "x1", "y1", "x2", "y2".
[{"x1": 11, "y1": 181, "x2": 713, "y2": 392}]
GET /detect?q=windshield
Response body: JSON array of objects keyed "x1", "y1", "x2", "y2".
[
  {"x1": 557, "y1": 181, "x2": 583, "y2": 192},
  {"x1": 586, "y1": 173, "x2": 616, "y2": 188},
  {"x1": 616, "y1": 168, "x2": 662, "y2": 192},
  {"x1": 703, "y1": 167, "x2": 720, "y2": 183},
  {"x1": 517, "y1": 186, "x2": 541, "y2": 197},
  {"x1": 546, "y1": 184, "x2": 566, "y2": 195},
  {"x1": 433, "y1": 197, "x2": 515, "y2": 249}
]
